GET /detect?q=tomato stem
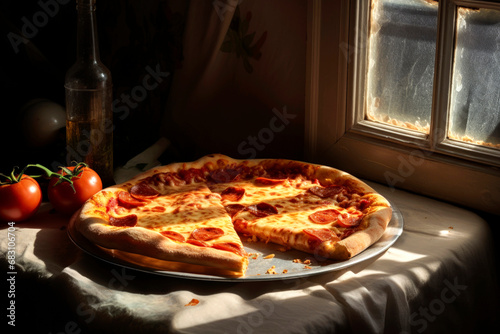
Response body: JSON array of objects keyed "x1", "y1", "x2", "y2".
[
  {"x1": 24, "y1": 163, "x2": 87, "y2": 193},
  {"x1": 10, "y1": 168, "x2": 17, "y2": 181},
  {"x1": 25, "y1": 164, "x2": 69, "y2": 182},
  {"x1": 0, "y1": 167, "x2": 24, "y2": 184},
  {"x1": 1, "y1": 162, "x2": 88, "y2": 192}
]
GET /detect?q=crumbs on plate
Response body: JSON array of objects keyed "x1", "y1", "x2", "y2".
[{"x1": 265, "y1": 265, "x2": 277, "y2": 275}]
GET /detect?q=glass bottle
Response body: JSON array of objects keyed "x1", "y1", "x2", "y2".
[{"x1": 65, "y1": 0, "x2": 114, "y2": 186}]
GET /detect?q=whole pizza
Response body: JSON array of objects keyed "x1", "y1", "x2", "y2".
[{"x1": 74, "y1": 154, "x2": 392, "y2": 277}]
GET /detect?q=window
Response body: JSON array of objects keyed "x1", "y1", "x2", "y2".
[
  {"x1": 366, "y1": 0, "x2": 437, "y2": 135},
  {"x1": 306, "y1": 0, "x2": 500, "y2": 214},
  {"x1": 449, "y1": 5, "x2": 500, "y2": 150},
  {"x1": 357, "y1": 0, "x2": 500, "y2": 165}
]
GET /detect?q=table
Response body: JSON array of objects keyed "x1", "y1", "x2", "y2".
[{"x1": 2, "y1": 179, "x2": 499, "y2": 333}]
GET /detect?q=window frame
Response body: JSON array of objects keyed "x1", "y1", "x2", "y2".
[
  {"x1": 434, "y1": 0, "x2": 500, "y2": 166},
  {"x1": 305, "y1": 0, "x2": 500, "y2": 215}
]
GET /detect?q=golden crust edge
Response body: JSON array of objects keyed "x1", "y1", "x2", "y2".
[
  {"x1": 110, "y1": 154, "x2": 374, "y2": 194},
  {"x1": 322, "y1": 205, "x2": 393, "y2": 260},
  {"x1": 75, "y1": 211, "x2": 248, "y2": 275}
]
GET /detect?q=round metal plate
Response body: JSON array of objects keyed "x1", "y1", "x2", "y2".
[{"x1": 68, "y1": 203, "x2": 403, "y2": 282}]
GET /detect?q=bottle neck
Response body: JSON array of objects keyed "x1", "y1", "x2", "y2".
[{"x1": 76, "y1": 0, "x2": 99, "y2": 62}]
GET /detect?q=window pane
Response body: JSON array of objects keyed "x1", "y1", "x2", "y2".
[
  {"x1": 449, "y1": 7, "x2": 500, "y2": 150},
  {"x1": 366, "y1": 0, "x2": 438, "y2": 133}
]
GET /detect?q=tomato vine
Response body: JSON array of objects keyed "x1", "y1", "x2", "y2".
[{"x1": 0, "y1": 162, "x2": 88, "y2": 192}]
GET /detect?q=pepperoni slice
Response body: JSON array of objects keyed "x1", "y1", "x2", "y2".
[
  {"x1": 117, "y1": 191, "x2": 146, "y2": 208},
  {"x1": 221, "y1": 187, "x2": 245, "y2": 202},
  {"x1": 160, "y1": 230, "x2": 185, "y2": 242},
  {"x1": 308, "y1": 209, "x2": 341, "y2": 224},
  {"x1": 357, "y1": 199, "x2": 371, "y2": 211},
  {"x1": 254, "y1": 177, "x2": 286, "y2": 186},
  {"x1": 212, "y1": 242, "x2": 246, "y2": 256},
  {"x1": 177, "y1": 168, "x2": 204, "y2": 184},
  {"x1": 109, "y1": 214, "x2": 138, "y2": 227},
  {"x1": 308, "y1": 185, "x2": 345, "y2": 198},
  {"x1": 190, "y1": 227, "x2": 224, "y2": 241},
  {"x1": 209, "y1": 168, "x2": 241, "y2": 183},
  {"x1": 224, "y1": 204, "x2": 246, "y2": 217},
  {"x1": 106, "y1": 197, "x2": 119, "y2": 213},
  {"x1": 337, "y1": 212, "x2": 363, "y2": 227},
  {"x1": 151, "y1": 206, "x2": 166, "y2": 212},
  {"x1": 247, "y1": 202, "x2": 279, "y2": 217},
  {"x1": 186, "y1": 239, "x2": 208, "y2": 247},
  {"x1": 303, "y1": 228, "x2": 339, "y2": 242},
  {"x1": 130, "y1": 182, "x2": 159, "y2": 200}
]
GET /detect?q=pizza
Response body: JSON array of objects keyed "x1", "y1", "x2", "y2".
[{"x1": 74, "y1": 154, "x2": 392, "y2": 277}]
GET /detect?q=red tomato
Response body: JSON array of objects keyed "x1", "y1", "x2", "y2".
[
  {"x1": 48, "y1": 166, "x2": 102, "y2": 215},
  {"x1": 0, "y1": 175, "x2": 42, "y2": 222}
]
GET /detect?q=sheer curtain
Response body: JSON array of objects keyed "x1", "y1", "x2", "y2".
[
  {"x1": 161, "y1": 0, "x2": 307, "y2": 161},
  {"x1": 161, "y1": 0, "x2": 237, "y2": 157}
]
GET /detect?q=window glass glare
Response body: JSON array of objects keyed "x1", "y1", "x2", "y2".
[
  {"x1": 449, "y1": 7, "x2": 500, "y2": 149},
  {"x1": 366, "y1": 0, "x2": 438, "y2": 133}
]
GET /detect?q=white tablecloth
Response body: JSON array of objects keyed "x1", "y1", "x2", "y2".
[{"x1": 2, "y1": 180, "x2": 499, "y2": 333}]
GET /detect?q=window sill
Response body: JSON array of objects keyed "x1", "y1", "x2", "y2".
[{"x1": 313, "y1": 132, "x2": 500, "y2": 215}]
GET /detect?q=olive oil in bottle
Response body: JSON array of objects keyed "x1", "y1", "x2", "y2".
[{"x1": 65, "y1": 0, "x2": 114, "y2": 186}]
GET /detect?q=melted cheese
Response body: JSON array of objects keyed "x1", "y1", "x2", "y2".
[
  {"x1": 117, "y1": 184, "x2": 240, "y2": 245},
  {"x1": 108, "y1": 177, "x2": 363, "y2": 250},
  {"x1": 210, "y1": 178, "x2": 355, "y2": 238}
]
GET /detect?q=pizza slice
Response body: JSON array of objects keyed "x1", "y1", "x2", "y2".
[
  {"x1": 76, "y1": 181, "x2": 248, "y2": 276},
  {"x1": 210, "y1": 174, "x2": 391, "y2": 261}
]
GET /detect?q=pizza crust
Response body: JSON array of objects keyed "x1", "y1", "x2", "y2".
[
  {"x1": 76, "y1": 209, "x2": 249, "y2": 274},
  {"x1": 318, "y1": 205, "x2": 392, "y2": 259}
]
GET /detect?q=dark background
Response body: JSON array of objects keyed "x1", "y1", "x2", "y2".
[
  {"x1": 1, "y1": 0, "x2": 184, "y2": 173},
  {"x1": 0, "y1": 0, "x2": 308, "y2": 177}
]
